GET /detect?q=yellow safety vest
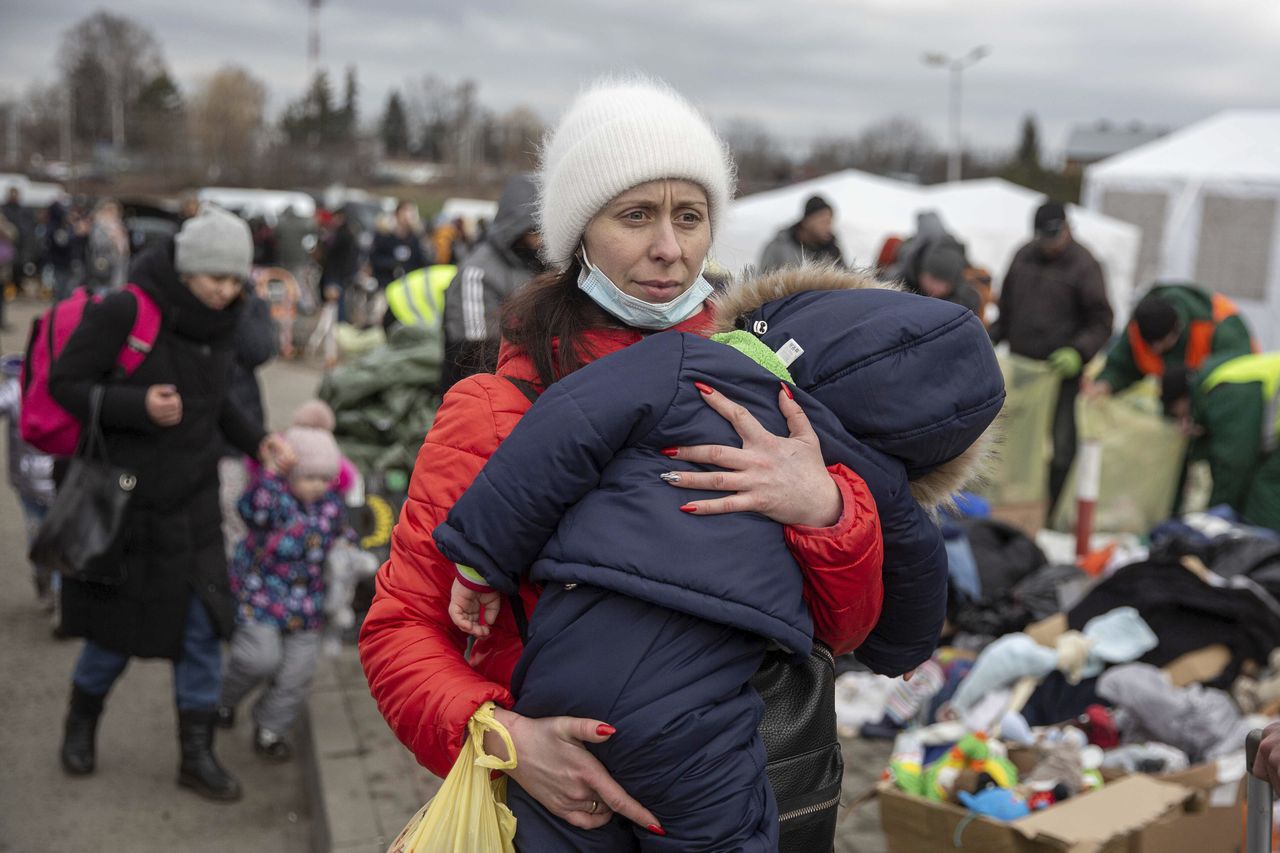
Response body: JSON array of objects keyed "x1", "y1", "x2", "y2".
[
  {"x1": 1201, "y1": 352, "x2": 1280, "y2": 450},
  {"x1": 386, "y1": 265, "x2": 456, "y2": 328}
]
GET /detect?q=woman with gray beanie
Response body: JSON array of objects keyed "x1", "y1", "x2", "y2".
[
  {"x1": 360, "y1": 79, "x2": 885, "y2": 848},
  {"x1": 49, "y1": 205, "x2": 294, "y2": 802}
]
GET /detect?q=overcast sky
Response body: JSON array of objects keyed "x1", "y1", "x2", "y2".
[{"x1": 1, "y1": 0, "x2": 1278, "y2": 159}]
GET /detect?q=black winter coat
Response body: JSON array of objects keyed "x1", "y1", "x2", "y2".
[
  {"x1": 49, "y1": 241, "x2": 266, "y2": 659},
  {"x1": 989, "y1": 240, "x2": 1114, "y2": 362},
  {"x1": 222, "y1": 290, "x2": 276, "y2": 456}
]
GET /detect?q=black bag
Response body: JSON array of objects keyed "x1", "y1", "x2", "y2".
[
  {"x1": 29, "y1": 386, "x2": 136, "y2": 585},
  {"x1": 501, "y1": 376, "x2": 842, "y2": 850},
  {"x1": 753, "y1": 641, "x2": 842, "y2": 853}
]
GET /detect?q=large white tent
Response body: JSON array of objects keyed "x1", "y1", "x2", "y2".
[
  {"x1": 1083, "y1": 110, "x2": 1280, "y2": 348},
  {"x1": 716, "y1": 170, "x2": 1141, "y2": 328}
]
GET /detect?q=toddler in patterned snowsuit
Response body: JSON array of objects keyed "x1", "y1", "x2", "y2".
[{"x1": 218, "y1": 423, "x2": 353, "y2": 760}]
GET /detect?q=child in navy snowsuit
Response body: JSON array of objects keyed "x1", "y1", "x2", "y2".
[{"x1": 434, "y1": 271, "x2": 1005, "y2": 850}]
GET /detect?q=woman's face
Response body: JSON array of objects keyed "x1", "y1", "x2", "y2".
[
  {"x1": 581, "y1": 179, "x2": 710, "y2": 304},
  {"x1": 183, "y1": 273, "x2": 244, "y2": 311}
]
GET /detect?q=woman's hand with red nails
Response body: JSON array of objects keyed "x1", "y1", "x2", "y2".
[
  {"x1": 483, "y1": 708, "x2": 663, "y2": 833},
  {"x1": 660, "y1": 383, "x2": 842, "y2": 528}
]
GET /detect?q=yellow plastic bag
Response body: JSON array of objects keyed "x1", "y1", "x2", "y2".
[
  {"x1": 388, "y1": 702, "x2": 518, "y2": 853},
  {"x1": 974, "y1": 354, "x2": 1060, "y2": 506},
  {"x1": 1051, "y1": 380, "x2": 1188, "y2": 535}
]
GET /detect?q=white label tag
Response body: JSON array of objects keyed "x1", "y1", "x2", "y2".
[{"x1": 775, "y1": 338, "x2": 804, "y2": 368}]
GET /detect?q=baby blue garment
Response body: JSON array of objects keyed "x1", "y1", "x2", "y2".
[
  {"x1": 950, "y1": 607, "x2": 1158, "y2": 712},
  {"x1": 952, "y1": 634, "x2": 1057, "y2": 712},
  {"x1": 944, "y1": 534, "x2": 982, "y2": 603},
  {"x1": 1076, "y1": 606, "x2": 1158, "y2": 678}
]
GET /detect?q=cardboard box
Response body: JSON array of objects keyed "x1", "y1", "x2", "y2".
[{"x1": 879, "y1": 770, "x2": 1242, "y2": 853}]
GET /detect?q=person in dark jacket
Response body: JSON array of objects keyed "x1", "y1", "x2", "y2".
[
  {"x1": 319, "y1": 206, "x2": 361, "y2": 323},
  {"x1": 49, "y1": 205, "x2": 295, "y2": 802},
  {"x1": 989, "y1": 201, "x2": 1114, "y2": 510},
  {"x1": 883, "y1": 210, "x2": 966, "y2": 293},
  {"x1": 440, "y1": 174, "x2": 544, "y2": 391},
  {"x1": 918, "y1": 243, "x2": 982, "y2": 316},
  {"x1": 219, "y1": 288, "x2": 278, "y2": 556},
  {"x1": 44, "y1": 200, "x2": 79, "y2": 302},
  {"x1": 1087, "y1": 282, "x2": 1255, "y2": 399},
  {"x1": 757, "y1": 195, "x2": 846, "y2": 272},
  {"x1": 436, "y1": 270, "x2": 1002, "y2": 849},
  {"x1": 369, "y1": 201, "x2": 429, "y2": 290}
]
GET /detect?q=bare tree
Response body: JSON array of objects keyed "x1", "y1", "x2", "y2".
[
  {"x1": 807, "y1": 116, "x2": 941, "y2": 181},
  {"x1": 17, "y1": 82, "x2": 67, "y2": 165},
  {"x1": 189, "y1": 66, "x2": 267, "y2": 182},
  {"x1": 57, "y1": 10, "x2": 168, "y2": 153},
  {"x1": 723, "y1": 119, "x2": 793, "y2": 192},
  {"x1": 484, "y1": 106, "x2": 543, "y2": 172}
]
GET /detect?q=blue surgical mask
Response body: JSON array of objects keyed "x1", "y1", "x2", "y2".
[{"x1": 576, "y1": 248, "x2": 713, "y2": 331}]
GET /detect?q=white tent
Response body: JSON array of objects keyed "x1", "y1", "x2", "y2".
[
  {"x1": 717, "y1": 170, "x2": 1140, "y2": 328},
  {"x1": 1083, "y1": 109, "x2": 1280, "y2": 348}
]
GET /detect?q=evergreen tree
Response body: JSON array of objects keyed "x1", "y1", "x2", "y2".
[
  {"x1": 340, "y1": 65, "x2": 358, "y2": 142},
  {"x1": 1016, "y1": 114, "x2": 1041, "y2": 171},
  {"x1": 381, "y1": 90, "x2": 409, "y2": 156},
  {"x1": 281, "y1": 70, "x2": 335, "y2": 147}
]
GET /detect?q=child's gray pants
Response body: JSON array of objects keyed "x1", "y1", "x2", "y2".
[{"x1": 220, "y1": 621, "x2": 321, "y2": 735}]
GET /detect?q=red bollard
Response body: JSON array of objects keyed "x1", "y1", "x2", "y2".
[{"x1": 1075, "y1": 440, "x2": 1102, "y2": 560}]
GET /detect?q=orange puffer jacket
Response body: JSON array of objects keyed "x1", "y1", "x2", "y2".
[{"x1": 357, "y1": 308, "x2": 885, "y2": 776}]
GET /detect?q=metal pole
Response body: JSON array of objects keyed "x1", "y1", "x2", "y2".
[{"x1": 1246, "y1": 729, "x2": 1274, "y2": 853}]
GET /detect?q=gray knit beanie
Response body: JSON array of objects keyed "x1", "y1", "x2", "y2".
[{"x1": 175, "y1": 204, "x2": 253, "y2": 279}]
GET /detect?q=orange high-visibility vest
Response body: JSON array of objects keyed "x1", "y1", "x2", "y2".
[{"x1": 1129, "y1": 293, "x2": 1243, "y2": 377}]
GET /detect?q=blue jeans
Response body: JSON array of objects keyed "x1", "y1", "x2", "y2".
[{"x1": 72, "y1": 594, "x2": 223, "y2": 711}]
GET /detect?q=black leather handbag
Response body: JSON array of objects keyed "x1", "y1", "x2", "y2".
[
  {"x1": 29, "y1": 386, "x2": 136, "y2": 585},
  {"x1": 752, "y1": 640, "x2": 843, "y2": 853}
]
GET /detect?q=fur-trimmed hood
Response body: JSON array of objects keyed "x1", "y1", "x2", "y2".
[{"x1": 710, "y1": 264, "x2": 1005, "y2": 509}]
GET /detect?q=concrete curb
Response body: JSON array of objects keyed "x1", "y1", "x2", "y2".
[{"x1": 297, "y1": 645, "x2": 443, "y2": 853}]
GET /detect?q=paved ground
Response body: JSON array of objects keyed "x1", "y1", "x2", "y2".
[{"x1": 0, "y1": 292, "x2": 893, "y2": 852}]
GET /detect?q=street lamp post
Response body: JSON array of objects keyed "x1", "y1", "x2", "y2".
[{"x1": 923, "y1": 46, "x2": 990, "y2": 183}]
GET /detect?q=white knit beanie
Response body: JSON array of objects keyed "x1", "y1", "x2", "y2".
[{"x1": 537, "y1": 78, "x2": 737, "y2": 271}]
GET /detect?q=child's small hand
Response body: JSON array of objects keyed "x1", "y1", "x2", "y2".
[{"x1": 449, "y1": 578, "x2": 501, "y2": 639}]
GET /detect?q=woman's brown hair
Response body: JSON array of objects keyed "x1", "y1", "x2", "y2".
[{"x1": 499, "y1": 259, "x2": 619, "y2": 389}]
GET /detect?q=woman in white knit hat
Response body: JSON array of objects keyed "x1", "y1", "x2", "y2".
[{"x1": 361, "y1": 79, "x2": 876, "y2": 845}]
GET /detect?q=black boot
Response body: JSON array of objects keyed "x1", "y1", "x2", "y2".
[
  {"x1": 177, "y1": 709, "x2": 242, "y2": 802},
  {"x1": 60, "y1": 685, "x2": 105, "y2": 776}
]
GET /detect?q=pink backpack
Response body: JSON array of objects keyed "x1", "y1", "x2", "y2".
[{"x1": 19, "y1": 283, "x2": 162, "y2": 455}]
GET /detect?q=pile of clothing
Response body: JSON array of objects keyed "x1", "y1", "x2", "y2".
[
  {"x1": 318, "y1": 324, "x2": 444, "y2": 476},
  {"x1": 848, "y1": 502, "x2": 1280, "y2": 824}
]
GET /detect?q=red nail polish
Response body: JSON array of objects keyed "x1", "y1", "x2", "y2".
[
  {"x1": 648, "y1": 825, "x2": 666, "y2": 836},
  {"x1": 661, "y1": 447, "x2": 679, "y2": 457},
  {"x1": 680, "y1": 504, "x2": 697, "y2": 514},
  {"x1": 596, "y1": 724, "x2": 616, "y2": 737},
  {"x1": 781, "y1": 382, "x2": 794, "y2": 400},
  {"x1": 694, "y1": 381, "x2": 714, "y2": 395}
]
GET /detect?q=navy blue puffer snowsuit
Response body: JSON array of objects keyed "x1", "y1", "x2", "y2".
[{"x1": 434, "y1": 278, "x2": 1004, "y2": 851}]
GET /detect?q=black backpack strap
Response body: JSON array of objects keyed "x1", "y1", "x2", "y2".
[
  {"x1": 508, "y1": 593, "x2": 530, "y2": 645},
  {"x1": 503, "y1": 375, "x2": 541, "y2": 405},
  {"x1": 500, "y1": 374, "x2": 540, "y2": 643}
]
